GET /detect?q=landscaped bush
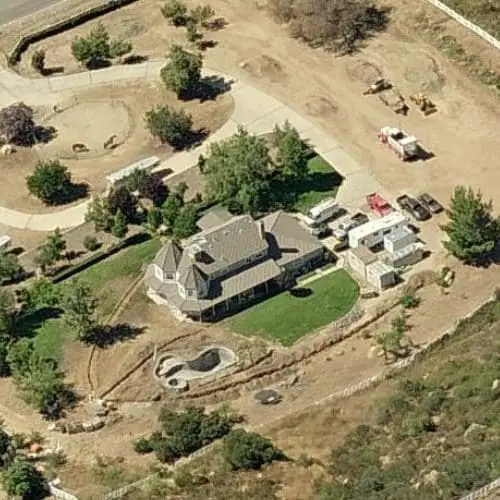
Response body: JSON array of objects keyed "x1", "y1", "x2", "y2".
[{"x1": 83, "y1": 235, "x2": 99, "y2": 252}]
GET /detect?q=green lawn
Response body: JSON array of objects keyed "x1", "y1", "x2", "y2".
[
  {"x1": 30, "y1": 237, "x2": 162, "y2": 360},
  {"x1": 229, "y1": 269, "x2": 359, "y2": 346},
  {"x1": 293, "y1": 155, "x2": 343, "y2": 214}
]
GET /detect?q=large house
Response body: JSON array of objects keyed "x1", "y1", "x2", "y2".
[{"x1": 146, "y1": 209, "x2": 324, "y2": 321}]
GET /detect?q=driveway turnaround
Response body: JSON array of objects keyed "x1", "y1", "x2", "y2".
[{"x1": 0, "y1": 61, "x2": 388, "y2": 231}]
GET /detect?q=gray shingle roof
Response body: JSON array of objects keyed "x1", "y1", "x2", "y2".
[
  {"x1": 185, "y1": 215, "x2": 269, "y2": 276},
  {"x1": 178, "y1": 262, "x2": 207, "y2": 290},
  {"x1": 262, "y1": 211, "x2": 323, "y2": 267},
  {"x1": 153, "y1": 241, "x2": 182, "y2": 274}
]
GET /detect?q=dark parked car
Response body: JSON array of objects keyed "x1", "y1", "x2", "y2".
[
  {"x1": 396, "y1": 194, "x2": 431, "y2": 221},
  {"x1": 417, "y1": 192, "x2": 444, "y2": 214},
  {"x1": 311, "y1": 224, "x2": 332, "y2": 239}
]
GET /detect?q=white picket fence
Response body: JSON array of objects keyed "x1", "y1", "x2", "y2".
[
  {"x1": 459, "y1": 478, "x2": 500, "y2": 500},
  {"x1": 48, "y1": 482, "x2": 79, "y2": 500},
  {"x1": 423, "y1": 0, "x2": 500, "y2": 50}
]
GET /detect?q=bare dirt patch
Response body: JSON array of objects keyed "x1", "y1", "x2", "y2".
[{"x1": 0, "y1": 80, "x2": 233, "y2": 214}]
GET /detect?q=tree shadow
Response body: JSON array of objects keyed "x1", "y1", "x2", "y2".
[
  {"x1": 180, "y1": 75, "x2": 234, "y2": 102},
  {"x1": 122, "y1": 54, "x2": 149, "y2": 65},
  {"x1": 54, "y1": 182, "x2": 89, "y2": 205},
  {"x1": 174, "y1": 128, "x2": 209, "y2": 151},
  {"x1": 14, "y1": 307, "x2": 63, "y2": 339},
  {"x1": 198, "y1": 40, "x2": 218, "y2": 52},
  {"x1": 269, "y1": 169, "x2": 344, "y2": 210},
  {"x1": 203, "y1": 17, "x2": 228, "y2": 31},
  {"x1": 41, "y1": 66, "x2": 65, "y2": 76},
  {"x1": 10, "y1": 246, "x2": 25, "y2": 256},
  {"x1": 85, "y1": 58, "x2": 112, "y2": 70},
  {"x1": 87, "y1": 323, "x2": 145, "y2": 348},
  {"x1": 289, "y1": 287, "x2": 313, "y2": 298}
]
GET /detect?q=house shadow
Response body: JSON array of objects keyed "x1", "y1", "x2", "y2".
[{"x1": 87, "y1": 323, "x2": 145, "y2": 348}]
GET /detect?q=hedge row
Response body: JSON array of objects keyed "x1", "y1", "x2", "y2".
[
  {"x1": 50, "y1": 232, "x2": 150, "y2": 284},
  {"x1": 7, "y1": 0, "x2": 139, "y2": 66}
]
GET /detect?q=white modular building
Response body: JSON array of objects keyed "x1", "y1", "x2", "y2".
[{"x1": 348, "y1": 212, "x2": 408, "y2": 249}]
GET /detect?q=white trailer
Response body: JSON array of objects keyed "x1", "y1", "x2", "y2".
[
  {"x1": 305, "y1": 198, "x2": 341, "y2": 227},
  {"x1": 0, "y1": 235, "x2": 11, "y2": 253},
  {"x1": 378, "y1": 126, "x2": 418, "y2": 160},
  {"x1": 348, "y1": 212, "x2": 408, "y2": 249}
]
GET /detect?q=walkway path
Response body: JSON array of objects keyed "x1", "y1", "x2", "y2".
[{"x1": 0, "y1": 61, "x2": 388, "y2": 231}]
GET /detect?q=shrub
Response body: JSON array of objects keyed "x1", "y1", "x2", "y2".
[
  {"x1": 161, "y1": 0, "x2": 188, "y2": 26},
  {"x1": 31, "y1": 50, "x2": 46, "y2": 74},
  {"x1": 133, "y1": 437, "x2": 154, "y2": 454},
  {"x1": 144, "y1": 106, "x2": 193, "y2": 148},
  {"x1": 223, "y1": 429, "x2": 284, "y2": 470},
  {"x1": 400, "y1": 292, "x2": 420, "y2": 309},
  {"x1": 83, "y1": 235, "x2": 99, "y2": 252},
  {"x1": 26, "y1": 159, "x2": 72, "y2": 205},
  {"x1": 160, "y1": 45, "x2": 202, "y2": 98}
]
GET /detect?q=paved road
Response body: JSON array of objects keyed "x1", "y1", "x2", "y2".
[{"x1": 0, "y1": 0, "x2": 65, "y2": 26}]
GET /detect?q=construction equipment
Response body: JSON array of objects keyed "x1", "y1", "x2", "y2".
[
  {"x1": 410, "y1": 92, "x2": 437, "y2": 116},
  {"x1": 378, "y1": 89, "x2": 409, "y2": 115},
  {"x1": 378, "y1": 126, "x2": 419, "y2": 161},
  {"x1": 362, "y1": 77, "x2": 392, "y2": 95}
]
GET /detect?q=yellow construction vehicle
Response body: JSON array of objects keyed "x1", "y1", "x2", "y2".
[{"x1": 410, "y1": 92, "x2": 437, "y2": 116}]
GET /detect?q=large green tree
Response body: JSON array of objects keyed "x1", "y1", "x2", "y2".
[
  {"x1": 172, "y1": 204, "x2": 198, "y2": 240},
  {"x1": 2, "y1": 459, "x2": 47, "y2": 499},
  {"x1": 62, "y1": 280, "x2": 98, "y2": 342},
  {"x1": 7, "y1": 339, "x2": 71, "y2": 418},
  {"x1": 26, "y1": 159, "x2": 72, "y2": 205},
  {"x1": 107, "y1": 185, "x2": 138, "y2": 222},
  {"x1": 161, "y1": 0, "x2": 188, "y2": 26},
  {"x1": 145, "y1": 106, "x2": 193, "y2": 148},
  {"x1": 71, "y1": 22, "x2": 111, "y2": 67},
  {"x1": 160, "y1": 45, "x2": 202, "y2": 97},
  {"x1": 272, "y1": 121, "x2": 309, "y2": 182},
  {"x1": 441, "y1": 186, "x2": 500, "y2": 265},
  {"x1": 0, "y1": 290, "x2": 16, "y2": 377},
  {"x1": 34, "y1": 228, "x2": 66, "y2": 274},
  {"x1": 85, "y1": 196, "x2": 112, "y2": 232},
  {"x1": 200, "y1": 126, "x2": 271, "y2": 213}
]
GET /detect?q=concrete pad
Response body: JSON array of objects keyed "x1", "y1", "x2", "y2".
[
  {"x1": 198, "y1": 119, "x2": 240, "y2": 153},
  {"x1": 161, "y1": 150, "x2": 200, "y2": 177},
  {"x1": 49, "y1": 72, "x2": 92, "y2": 91},
  {"x1": 303, "y1": 127, "x2": 340, "y2": 156},
  {"x1": 336, "y1": 171, "x2": 385, "y2": 209},
  {"x1": 230, "y1": 85, "x2": 283, "y2": 125},
  {"x1": 246, "y1": 106, "x2": 315, "y2": 135},
  {"x1": 90, "y1": 65, "x2": 147, "y2": 84},
  {"x1": 321, "y1": 147, "x2": 364, "y2": 177}
]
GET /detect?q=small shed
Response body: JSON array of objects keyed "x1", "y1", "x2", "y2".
[
  {"x1": 347, "y1": 245, "x2": 377, "y2": 279},
  {"x1": 366, "y1": 261, "x2": 395, "y2": 290},
  {"x1": 383, "y1": 227, "x2": 416, "y2": 254}
]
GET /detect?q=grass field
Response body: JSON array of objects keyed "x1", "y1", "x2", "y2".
[
  {"x1": 32, "y1": 237, "x2": 162, "y2": 360},
  {"x1": 229, "y1": 269, "x2": 359, "y2": 346},
  {"x1": 293, "y1": 155, "x2": 343, "y2": 214}
]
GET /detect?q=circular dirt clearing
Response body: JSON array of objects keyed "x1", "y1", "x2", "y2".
[{"x1": 41, "y1": 100, "x2": 132, "y2": 159}]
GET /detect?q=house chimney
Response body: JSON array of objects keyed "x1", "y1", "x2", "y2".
[{"x1": 258, "y1": 221, "x2": 266, "y2": 240}]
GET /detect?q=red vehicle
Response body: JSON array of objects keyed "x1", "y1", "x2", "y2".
[{"x1": 366, "y1": 193, "x2": 393, "y2": 217}]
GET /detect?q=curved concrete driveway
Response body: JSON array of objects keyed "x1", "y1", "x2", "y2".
[{"x1": 0, "y1": 61, "x2": 387, "y2": 231}]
